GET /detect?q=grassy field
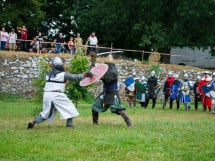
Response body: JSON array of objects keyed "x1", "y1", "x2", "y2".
[{"x1": 0, "y1": 94, "x2": 215, "y2": 161}]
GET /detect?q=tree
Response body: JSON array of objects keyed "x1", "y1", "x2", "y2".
[{"x1": 0, "y1": 0, "x2": 45, "y2": 39}]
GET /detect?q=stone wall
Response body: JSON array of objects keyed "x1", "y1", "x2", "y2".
[{"x1": 0, "y1": 53, "x2": 205, "y2": 98}]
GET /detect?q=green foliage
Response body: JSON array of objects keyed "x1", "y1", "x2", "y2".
[
  {"x1": 66, "y1": 55, "x2": 90, "y2": 106},
  {"x1": 148, "y1": 64, "x2": 164, "y2": 78},
  {"x1": 32, "y1": 59, "x2": 50, "y2": 104}
]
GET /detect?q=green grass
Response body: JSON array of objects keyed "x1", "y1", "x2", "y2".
[{"x1": 0, "y1": 94, "x2": 215, "y2": 161}]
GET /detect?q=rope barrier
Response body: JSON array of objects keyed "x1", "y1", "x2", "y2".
[{"x1": 15, "y1": 39, "x2": 188, "y2": 57}]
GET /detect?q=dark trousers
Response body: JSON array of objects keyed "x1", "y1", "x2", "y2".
[
  {"x1": 146, "y1": 98, "x2": 156, "y2": 108},
  {"x1": 194, "y1": 95, "x2": 201, "y2": 110},
  {"x1": 163, "y1": 94, "x2": 170, "y2": 108},
  {"x1": 170, "y1": 98, "x2": 180, "y2": 109}
]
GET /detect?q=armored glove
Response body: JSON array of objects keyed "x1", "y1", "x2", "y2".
[{"x1": 84, "y1": 71, "x2": 94, "y2": 78}]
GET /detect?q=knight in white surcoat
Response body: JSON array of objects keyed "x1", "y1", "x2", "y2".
[{"x1": 28, "y1": 57, "x2": 93, "y2": 129}]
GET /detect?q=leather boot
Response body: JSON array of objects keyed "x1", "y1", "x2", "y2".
[
  {"x1": 118, "y1": 110, "x2": 133, "y2": 128},
  {"x1": 92, "y1": 110, "x2": 99, "y2": 124}
]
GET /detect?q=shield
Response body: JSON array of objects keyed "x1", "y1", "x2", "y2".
[{"x1": 79, "y1": 63, "x2": 109, "y2": 86}]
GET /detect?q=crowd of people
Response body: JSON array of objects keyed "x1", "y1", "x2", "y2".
[
  {"x1": 124, "y1": 70, "x2": 215, "y2": 114},
  {"x1": 0, "y1": 26, "x2": 98, "y2": 55}
]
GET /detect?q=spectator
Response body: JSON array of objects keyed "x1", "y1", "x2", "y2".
[
  {"x1": 17, "y1": 26, "x2": 28, "y2": 51},
  {"x1": 67, "y1": 36, "x2": 75, "y2": 54},
  {"x1": 74, "y1": 33, "x2": 83, "y2": 54},
  {"x1": 54, "y1": 32, "x2": 65, "y2": 54},
  {"x1": 0, "y1": 27, "x2": 9, "y2": 50},
  {"x1": 36, "y1": 32, "x2": 43, "y2": 54},
  {"x1": 8, "y1": 29, "x2": 17, "y2": 51},
  {"x1": 87, "y1": 31, "x2": 98, "y2": 53},
  {"x1": 29, "y1": 37, "x2": 37, "y2": 52}
]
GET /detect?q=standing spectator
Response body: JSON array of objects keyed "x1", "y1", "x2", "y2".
[
  {"x1": 193, "y1": 75, "x2": 201, "y2": 110},
  {"x1": 29, "y1": 37, "x2": 37, "y2": 52},
  {"x1": 0, "y1": 27, "x2": 9, "y2": 50},
  {"x1": 8, "y1": 29, "x2": 17, "y2": 51},
  {"x1": 17, "y1": 26, "x2": 28, "y2": 51},
  {"x1": 36, "y1": 32, "x2": 43, "y2": 54},
  {"x1": 198, "y1": 71, "x2": 212, "y2": 112},
  {"x1": 67, "y1": 36, "x2": 75, "y2": 54},
  {"x1": 169, "y1": 74, "x2": 181, "y2": 109},
  {"x1": 74, "y1": 33, "x2": 83, "y2": 54},
  {"x1": 86, "y1": 32, "x2": 98, "y2": 67},
  {"x1": 163, "y1": 72, "x2": 174, "y2": 108},
  {"x1": 146, "y1": 71, "x2": 158, "y2": 109},
  {"x1": 54, "y1": 32, "x2": 65, "y2": 54},
  {"x1": 87, "y1": 31, "x2": 98, "y2": 53}
]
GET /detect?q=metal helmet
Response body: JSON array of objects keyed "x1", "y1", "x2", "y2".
[
  {"x1": 168, "y1": 71, "x2": 172, "y2": 77},
  {"x1": 151, "y1": 70, "x2": 155, "y2": 77},
  {"x1": 212, "y1": 72, "x2": 215, "y2": 78},
  {"x1": 174, "y1": 74, "x2": 179, "y2": 79},
  {"x1": 141, "y1": 76, "x2": 146, "y2": 81},
  {"x1": 53, "y1": 57, "x2": 63, "y2": 67},
  {"x1": 184, "y1": 73, "x2": 188, "y2": 79}
]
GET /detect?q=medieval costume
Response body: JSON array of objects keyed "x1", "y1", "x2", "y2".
[
  {"x1": 28, "y1": 57, "x2": 93, "y2": 129},
  {"x1": 146, "y1": 71, "x2": 158, "y2": 108},
  {"x1": 179, "y1": 74, "x2": 192, "y2": 110},
  {"x1": 169, "y1": 74, "x2": 181, "y2": 109},
  {"x1": 163, "y1": 72, "x2": 174, "y2": 108},
  {"x1": 91, "y1": 62, "x2": 132, "y2": 127},
  {"x1": 193, "y1": 75, "x2": 201, "y2": 110},
  {"x1": 135, "y1": 77, "x2": 147, "y2": 108},
  {"x1": 198, "y1": 71, "x2": 212, "y2": 112}
]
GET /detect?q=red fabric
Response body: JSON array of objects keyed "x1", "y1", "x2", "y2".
[
  {"x1": 20, "y1": 29, "x2": 28, "y2": 40},
  {"x1": 198, "y1": 78, "x2": 212, "y2": 108},
  {"x1": 166, "y1": 76, "x2": 174, "y2": 95}
]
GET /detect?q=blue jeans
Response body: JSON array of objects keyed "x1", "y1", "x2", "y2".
[
  {"x1": 56, "y1": 44, "x2": 62, "y2": 54},
  {"x1": 1, "y1": 41, "x2": 7, "y2": 50}
]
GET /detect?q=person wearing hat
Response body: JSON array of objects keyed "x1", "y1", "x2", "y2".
[
  {"x1": 198, "y1": 71, "x2": 212, "y2": 112},
  {"x1": 193, "y1": 75, "x2": 202, "y2": 110},
  {"x1": 8, "y1": 28, "x2": 17, "y2": 51},
  {"x1": 146, "y1": 70, "x2": 158, "y2": 109},
  {"x1": 205, "y1": 72, "x2": 215, "y2": 114},
  {"x1": 169, "y1": 73, "x2": 181, "y2": 109},
  {"x1": 27, "y1": 57, "x2": 93, "y2": 129},
  {"x1": 134, "y1": 77, "x2": 147, "y2": 108},
  {"x1": 179, "y1": 73, "x2": 193, "y2": 110},
  {"x1": 91, "y1": 59, "x2": 133, "y2": 128},
  {"x1": 163, "y1": 71, "x2": 174, "y2": 109}
]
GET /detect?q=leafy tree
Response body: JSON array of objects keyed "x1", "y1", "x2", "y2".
[{"x1": 0, "y1": 0, "x2": 45, "y2": 39}]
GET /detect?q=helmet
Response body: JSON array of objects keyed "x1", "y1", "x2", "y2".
[
  {"x1": 174, "y1": 74, "x2": 179, "y2": 79},
  {"x1": 212, "y1": 72, "x2": 215, "y2": 78},
  {"x1": 141, "y1": 76, "x2": 146, "y2": 81},
  {"x1": 53, "y1": 57, "x2": 63, "y2": 67},
  {"x1": 168, "y1": 71, "x2": 172, "y2": 77},
  {"x1": 184, "y1": 73, "x2": 188, "y2": 79},
  {"x1": 151, "y1": 70, "x2": 155, "y2": 77}
]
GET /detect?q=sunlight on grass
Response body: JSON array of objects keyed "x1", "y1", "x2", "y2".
[{"x1": 0, "y1": 95, "x2": 215, "y2": 160}]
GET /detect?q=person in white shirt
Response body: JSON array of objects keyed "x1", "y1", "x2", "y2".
[
  {"x1": 8, "y1": 29, "x2": 17, "y2": 51},
  {"x1": 0, "y1": 27, "x2": 9, "y2": 50},
  {"x1": 87, "y1": 32, "x2": 98, "y2": 53}
]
